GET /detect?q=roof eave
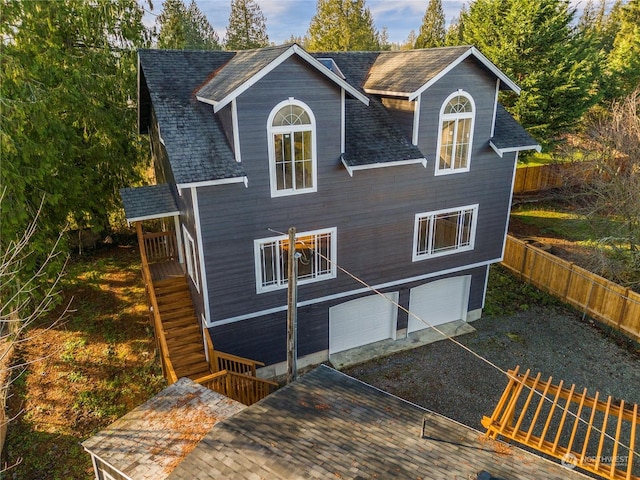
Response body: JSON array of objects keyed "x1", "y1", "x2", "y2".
[
  {"x1": 490, "y1": 141, "x2": 542, "y2": 158},
  {"x1": 408, "y1": 47, "x2": 521, "y2": 101},
  {"x1": 342, "y1": 156, "x2": 427, "y2": 177},
  {"x1": 199, "y1": 44, "x2": 369, "y2": 113}
]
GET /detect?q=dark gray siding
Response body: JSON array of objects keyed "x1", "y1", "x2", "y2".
[
  {"x1": 380, "y1": 96, "x2": 414, "y2": 140},
  {"x1": 217, "y1": 103, "x2": 235, "y2": 158},
  {"x1": 210, "y1": 266, "x2": 488, "y2": 364},
  {"x1": 198, "y1": 55, "x2": 515, "y2": 365}
]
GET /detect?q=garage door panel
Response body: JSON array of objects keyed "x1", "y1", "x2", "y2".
[
  {"x1": 329, "y1": 292, "x2": 398, "y2": 354},
  {"x1": 408, "y1": 276, "x2": 470, "y2": 333}
]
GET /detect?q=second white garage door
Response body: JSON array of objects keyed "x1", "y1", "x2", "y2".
[
  {"x1": 329, "y1": 292, "x2": 398, "y2": 354},
  {"x1": 407, "y1": 276, "x2": 471, "y2": 333}
]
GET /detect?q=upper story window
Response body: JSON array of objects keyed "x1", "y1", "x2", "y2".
[
  {"x1": 254, "y1": 227, "x2": 336, "y2": 293},
  {"x1": 436, "y1": 92, "x2": 475, "y2": 175},
  {"x1": 412, "y1": 205, "x2": 478, "y2": 261},
  {"x1": 268, "y1": 99, "x2": 317, "y2": 197}
]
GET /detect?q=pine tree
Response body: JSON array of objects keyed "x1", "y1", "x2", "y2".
[
  {"x1": 414, "y1": 0, "x2": 446, "y2": 48},
  {"x1": 1, "y1": 0, "x2": 148, "y2": 297},
  {"x1": 460, "y1": 0, "x2": 600, "y2": 144},
  {"x1": 605, "y1": 0, "x2": 640, "y2": 99},
  {"x1": 225, "y1": 0, "x2": 269, "y2": 50},
  {"x1": 156, "y1": 0, "x2": 221, "y2": 50},
  {"x1": 307, "y1": 0, "x2": 380, "y2": 51}
]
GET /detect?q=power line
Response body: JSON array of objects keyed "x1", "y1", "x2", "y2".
[{"x1": 267, "y1": 227, "x2": 640, "y2": 462}]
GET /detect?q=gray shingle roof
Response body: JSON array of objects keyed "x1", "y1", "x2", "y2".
[
  {"x1": 120, "y1": 184, "x2": 178, "y2": 222},
  {"x1": 195, "y1": 44, "x2": 293, "y2": 104},
  {"x1": 491, "y1": 104, "x2": 541, "y2": 155},
  {"x1": 138, "y1": 50, "x2": 245, "y2": 185},
  {"x1": 82, "y1": 377, "x2": 246, "y2": 480},
  {"x1": 167, "y1": 366, "x2": 589, "y2": 480},
  {"x1": 363, "y1": 46, "x2": 471, "y2": 95}
]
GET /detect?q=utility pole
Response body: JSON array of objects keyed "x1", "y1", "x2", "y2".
[{"x1": 286, "y1": 227, "x2": 299, "y2": 384}]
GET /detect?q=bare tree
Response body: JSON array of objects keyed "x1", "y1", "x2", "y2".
[
  {"x1": 571, "y1": 89, "x2": 640, "y2": 278},
  {"x1": 0, "y1": 194, "x2": 69, "y2": 463}
]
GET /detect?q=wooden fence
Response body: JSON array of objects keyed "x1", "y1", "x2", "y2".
[
  {"x1": 513, "y1": 162, "x2": 590, "y2": 194},
  {"x1": 501, "y1": 235, "x2": 640, "y2": 342}
]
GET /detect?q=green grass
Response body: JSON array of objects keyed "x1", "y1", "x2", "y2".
[{"x1": 510, "y1": 205, "x2": 596, "y2": 242}]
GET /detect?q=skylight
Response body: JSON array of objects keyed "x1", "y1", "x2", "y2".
[{"x1": 317, "y1": 58, "x2": 345, "y2": 80}]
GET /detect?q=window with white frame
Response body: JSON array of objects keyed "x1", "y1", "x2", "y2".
[
  {"x1": 182, "y1": 226, "x2": 200, "y2": 291},
  {"x1": 268, "y1": 99, "x2": 317, "y2": 197},
  {"x1": 254, "y1": 228, "x2": 336, "y2": 293},
  {"x1": 413, "y1": 205, "x2": 478, "y2": 260},
  {"x1": 436, "y1": 92, "x2": 475, "y2": 175}
]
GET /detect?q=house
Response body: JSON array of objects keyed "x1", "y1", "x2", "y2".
[
  {"x1": 84, "y1": 366, "x2": 591, "y2": 479},
  {"x1": 121, "y1": 43, "x2": 540, "y2": 377}
]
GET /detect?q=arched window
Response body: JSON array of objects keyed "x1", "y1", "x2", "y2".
[
  {"x1": 268, "y1": 99, "x2": 317, "y2": 197},
  {"x1": 436, "y1": 92, "x2": 475, "y2": 175}
]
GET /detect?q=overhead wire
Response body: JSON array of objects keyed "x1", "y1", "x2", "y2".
[{"x1": 266, "y1": 227, "x2": 640, "y2": 462}]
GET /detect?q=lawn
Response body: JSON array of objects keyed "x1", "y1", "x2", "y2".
[{"x1": 4, "y1": 246, "x2": 165, "y2": 480}]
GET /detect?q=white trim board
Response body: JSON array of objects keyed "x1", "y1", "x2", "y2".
[
  {"x1": 341, "y1": 157, "x2": 427, "y2": 177},
  {"x1": 490, "y1": 141, "x2": 541, "y2": 158},
  {"x1": 206, "y1": 257, "x2": 500, "y2": 328},
  {"x1": 176, "y1": 176, "x2": 248, "y2": 190}
]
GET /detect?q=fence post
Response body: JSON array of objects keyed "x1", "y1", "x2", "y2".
[
  {"x1": 617, "y1": 288, "x2": 630, "y2": 329},
  {"x1": 582, "y1": 280, "x2": 595, "y2": 322},
  {"x1": 563, "y1": 263, "x2": 575, "y2": 302},
  {"x1": 520, "y1": 241, "x2": 528, "y2": 281}
]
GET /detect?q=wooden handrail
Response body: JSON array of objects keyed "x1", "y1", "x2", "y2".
[
  {"x1": 203, "y1": 328, "x2": 265, "y2": 376},
  {"x1": 142, "y1": 230, "x2": 178, "y2": 263},
  {"x1": 136, "y1": 222, "x2": 178, "y2": 384},
  {"x1": 193, "y1": 369, "x2": 278, "y2": 406}
]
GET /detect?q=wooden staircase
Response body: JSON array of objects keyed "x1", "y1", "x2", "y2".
[{"x1": 153, "y1": 275, "x2": 210, "y2": 380}]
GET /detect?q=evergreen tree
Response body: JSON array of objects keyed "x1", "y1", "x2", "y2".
[
  {"x1": 460, "y1": 0, "x2": 600, "y2": 144},
  {"x1": 605, "y1": 0, "x2": 640, "y2": 99},
  {"x1": 414, "y1": 0, "x2": 446, "y2": 48},
  {"x1": 307, "y1": 0, "x2": 380, "y2": 51},
  {"x1": 1, "y1": 0, "x2": 148, "y2": 298},
  {"x1": 444, "y1": 4, "x2": 467, "y2": 46},
  {"x1": 157, "y1": 0, "x2": 221, "y2": 49},
  {"x1": 225, "y1": 0, "x2": 269, "y2": 50}
]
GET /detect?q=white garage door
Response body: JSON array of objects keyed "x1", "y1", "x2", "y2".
[
  {"x1": 407, "y1": 276, "x2": 471, "y2": 333},
  {"x1": 329, "y1": 292, "x2": 398, "y2": 354}
]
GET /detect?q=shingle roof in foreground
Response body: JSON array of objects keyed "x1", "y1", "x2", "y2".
[
  {"x1": 167, "y1": 365, "x2": 589, "y2": 480},
  {"x1": 82, "y1": 378, "x2": 246, "y2": 480},
  {"x1": 491, "y1": 104, "x2": 541, "y2": 154}
]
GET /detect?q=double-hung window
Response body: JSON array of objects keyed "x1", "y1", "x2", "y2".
[
  {"x1": 436, "y1": 92, "x2": 475, "y2": 175},
  {"x1": 413, "y1": 205, "x2": 478, "y2": 261},
  {"x1": 254, "y1": 228, "x2": 336, "y2": 293},
  {"x1": 268, "y1": 99, "x2": 317, "y2": 197}
]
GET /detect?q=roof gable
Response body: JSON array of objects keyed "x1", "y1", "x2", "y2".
[
  {"x1": 364, "y1": 46, "x2": 521, "y2": 99},
  {"x1": 196, "y1": 43, "x2": 369, "y2": 113}
]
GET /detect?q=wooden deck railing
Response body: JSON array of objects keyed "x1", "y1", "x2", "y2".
[
  {"x1": 204, "y1": 329, "x2": 264, "y2": 376},
  {"x1": 194, "y1": 370, "x2": 278, "y2": 406},
  {"x1": 143, "y1": 230, "x2": 178, "y2": 263},
  {"x1": 136, "y1": 223, "x2": 178, "y2": 384}
]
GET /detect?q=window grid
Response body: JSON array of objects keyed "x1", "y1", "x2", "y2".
[
  {"x1": 269, "y1": 100, "x2": 316, "y2": 197},
  {"x1": 437, "y1": 93, "x2": 474, "y2": 174},
  {"x1": 414, "y1": 205, "x2": 478, "y2": 260},
  {"x1": 255, "y1": 229, "x2": 336, "y2": 293}
]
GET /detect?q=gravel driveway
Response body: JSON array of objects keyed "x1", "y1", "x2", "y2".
[{"x1": 343, "y1": 303, "x2": 640, "y2": 460}]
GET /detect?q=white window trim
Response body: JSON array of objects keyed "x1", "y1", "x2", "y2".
[
  {"x1": 412, "y1": 204, "x2": 479, "y2": 261},
  {"x1": 254, "y1": 227, "x2": 337, "y2": 294},
  {"x1": 435, "y1": 91, "x2": 475, "y2": 176},
  {"x1": 182, "y1": 225, "x2": 200, "y2": 292},
  {"x1": 267, "y1": 98, "x2": 318, "y2": 198}
]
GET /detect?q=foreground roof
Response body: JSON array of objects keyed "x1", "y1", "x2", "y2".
[
  {"x1": 82, "y1": 378, "x2": 246, "y2": 480},
  {"x1": 167, "y1": 366, "x2": 588, "y2": 480}
]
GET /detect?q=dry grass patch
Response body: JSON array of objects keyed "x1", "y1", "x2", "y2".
[{"x1": 4, "y1": 246, "x2": 165, "y2": 479}]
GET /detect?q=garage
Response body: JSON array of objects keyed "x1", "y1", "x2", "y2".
[
  {"x1": 407, "y1": 276, "x2": 471, "y2": 333},
  {"x1": 329, "y1": 292, "x2": 398, "y2": 354}
]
